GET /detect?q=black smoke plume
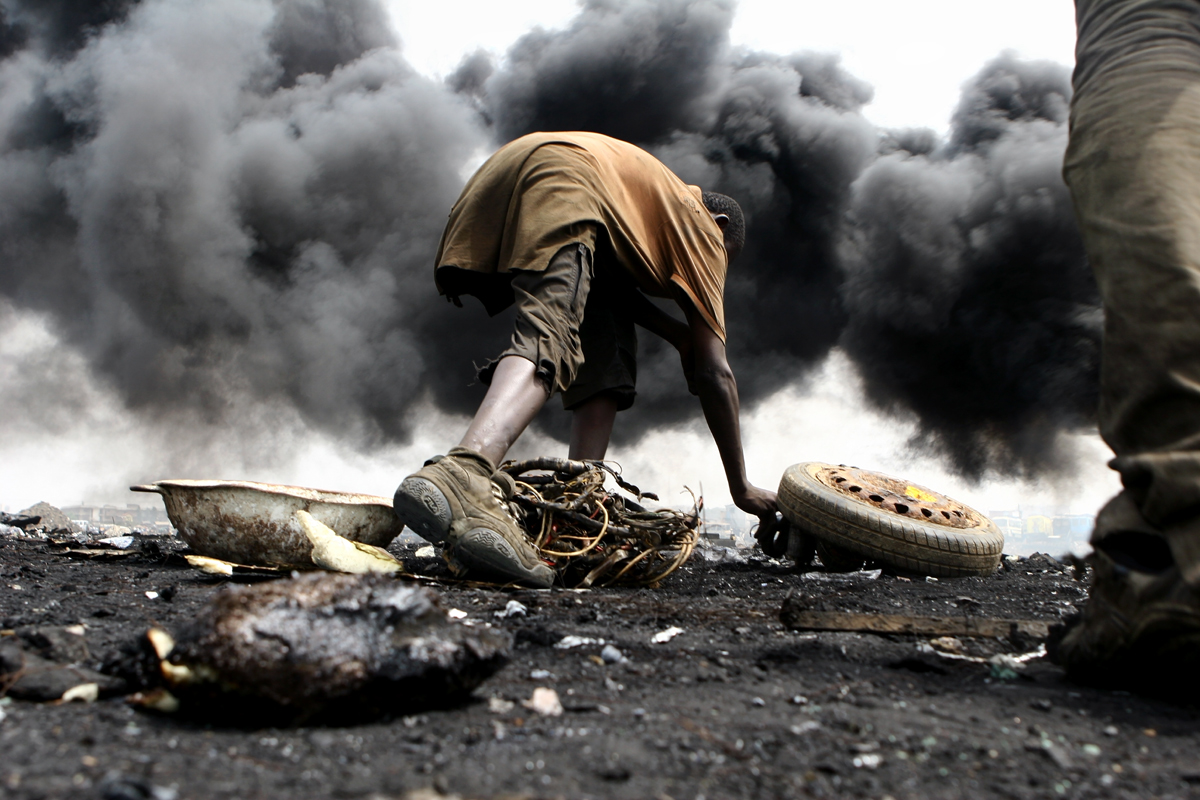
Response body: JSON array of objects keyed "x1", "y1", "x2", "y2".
[
  {"x1": 0, "y1": 0, "x2": 1098, "y2": 482},
  {"x1": 840, "y1": 55, "x2": 1098, "y2": 478}
]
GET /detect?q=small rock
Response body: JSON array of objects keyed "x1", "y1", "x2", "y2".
[
  {"x1": 494, "y1": 600, "x2": 527, "y2": 618},
  {"x1": 596, "y1": 763, "x2": 631, "y2": 782},
  {"x1": 696, "y1": 546, "x2": 747, "y2": 564},
  {"x1": 98, "y1": 772, "x2": 178, "y2": 800},
  {"x1": 752, "y1": 697, "x2": 766, "y2": 706},
  {"x1": 1030, "y1": 698, "x2": 1053, "y2": 712},
  {"x1": 929, "y1": 636, "x2": 963, "y2": 654},
  {"x1": 523, "y1": 687, "x2": 563, "y2": 717},
  {"x1": 487, "y1": 696, "x2": 515, "y2": 714},
  {"x1": 530, "y1": 669, "x2": 553, "y2": 680},
  {"x1": 852, "y1": 753, "x2": 883, "y2": 769},
  {"x1": 988, "y1": 654, "x2": 1023, "y2": 681},
  {"x1": 414, "y1": 545, "x2": 436, "y2": 558},
  {"x1": 790, "y1": 721, "x2": 820, "y2": 735},
  {"x1": 1103, "y1": 725, "x2": 1119, "y2": 737},
  {"x1": 600, "y1": 645, "x2": 624, "y2": 664}
]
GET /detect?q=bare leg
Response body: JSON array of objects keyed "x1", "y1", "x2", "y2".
[
  {"x1": 568, "y1": 393, "x2": 619, "y2": 460},
  {"x1": 458, "y1": 355, "x2": 550, "y2": 465}
]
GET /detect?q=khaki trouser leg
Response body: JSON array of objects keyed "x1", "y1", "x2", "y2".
[{"x1": 1065, "y1": 2, "x2": 1200, "y2": 586}]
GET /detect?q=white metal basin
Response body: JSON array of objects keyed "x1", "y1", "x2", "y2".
[{"x1": 131, "y1": 479, "x2": 404, "y2": 567}]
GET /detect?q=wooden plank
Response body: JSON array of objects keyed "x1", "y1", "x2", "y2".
[{"x1": 781, "y1": 608, "x2": 1050, "y2": 639}]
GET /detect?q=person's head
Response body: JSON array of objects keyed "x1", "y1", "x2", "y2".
[{"x1": 702, "y1": 191, "x2": 745, "y2": 264}]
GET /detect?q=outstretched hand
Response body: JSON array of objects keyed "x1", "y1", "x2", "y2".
[{"x1": 733, "y1": 485, "x2": 778, "y2": 523}]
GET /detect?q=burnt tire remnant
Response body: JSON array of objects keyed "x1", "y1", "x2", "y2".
[
  {"x1": 778, "y1": 462, "x2": 1004, "y2": 577},
  {"x1": 137, "y1": 573, "x2": 510, "y2": 725}
]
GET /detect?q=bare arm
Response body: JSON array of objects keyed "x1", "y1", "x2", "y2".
[{"x1": 671, "y1": 288, "x2": 778, "y2": 521}]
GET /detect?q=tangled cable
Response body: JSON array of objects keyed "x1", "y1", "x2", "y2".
[{"x1": 499, "y1": 458, "x2": 701, "y2": 588}]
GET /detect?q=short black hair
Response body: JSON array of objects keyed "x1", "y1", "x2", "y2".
[{"x1": 702, "y1": 191, "x2": 745, "y2": 264}]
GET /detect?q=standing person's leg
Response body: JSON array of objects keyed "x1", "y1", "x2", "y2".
[
  {"x1": 392, "y1": 237, "x2": 597, "y2": 588},
  {"x1": 562, "y1": 259, "x2": 639, "y2": 461},
  {"x1": 1054, "y1": 0, "x2": 1200, "y2": 688},
  {"x1": 460, "y1": 356, "x2": 551, "y2": 466},
  {"x1": 569, "y1": 394, "x2": 620, "y2": 460}
]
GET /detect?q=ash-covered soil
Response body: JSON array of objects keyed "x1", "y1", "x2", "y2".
[{"x1": 2, "y1": 533, "x2": 1199, "y2": 800}]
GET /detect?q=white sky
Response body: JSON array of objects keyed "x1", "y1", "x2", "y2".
[
  {"x1": 385, "y1": 0, "x2": 1079, "y2": 132},
  {"x1": 2, "y1": 1, "x2": 1118, "y2": 533}
]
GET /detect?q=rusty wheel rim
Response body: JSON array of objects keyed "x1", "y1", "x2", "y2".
[{"x1": 811, "y1": 464, "x2": 983, "y2": 531}]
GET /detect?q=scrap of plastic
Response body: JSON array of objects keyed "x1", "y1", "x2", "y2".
[
  {"x1": 297, "y1": 510, "x2": 403, "y2": 575},
  {"x1": 494, "y1": 600, "x2": 527, "y2": 618},
  {"x1": 555, "y1": 635, "x2": 604, "y2": 649},
  {"x1": 651, "y1": 626, "x2": 683, "y2": 644}
]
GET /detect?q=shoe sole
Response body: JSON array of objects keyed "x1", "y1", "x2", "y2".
[
  {"x1": 393, "y1": 477, "x2": 452, "y2": 544},
  {"x1": 452, "y1": 528, "x2": 554, "y2": 589}
]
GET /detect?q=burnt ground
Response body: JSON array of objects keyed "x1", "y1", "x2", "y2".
[{"x1": 2, "y1": 533, "x2": 1200, "y2": 800}]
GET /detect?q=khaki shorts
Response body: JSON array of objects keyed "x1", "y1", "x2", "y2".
[{"x1": 477, "y1": 228, "x2": 638, "y2": 411}]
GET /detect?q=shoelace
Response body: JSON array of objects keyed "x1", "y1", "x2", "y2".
[{"x1": 491, "y1": 483, "x2": 517, "y2": 522}]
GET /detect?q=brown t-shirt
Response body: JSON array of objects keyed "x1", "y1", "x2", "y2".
[{"x1": 435, "y1": 131, "x2": 729, "y2": 340}]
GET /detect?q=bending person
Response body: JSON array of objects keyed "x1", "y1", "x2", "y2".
[{"x1": 392, "y1": 132, "x2": 778, "y2": 588}]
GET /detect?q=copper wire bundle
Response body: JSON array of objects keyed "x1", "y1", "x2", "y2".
[{"x1": 499, "y1": 458, "x2": 700, "y2": 588}]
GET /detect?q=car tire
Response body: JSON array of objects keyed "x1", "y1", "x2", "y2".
[{"x1": 777, "y1": 462, "x2": 1004, "y2": 577}]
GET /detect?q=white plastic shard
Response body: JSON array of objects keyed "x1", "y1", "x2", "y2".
[
  {"x1": 146, "y1": 628, "x2": 176, "y2": 660},
  {"x1": 185, "y1": 555, "x2": 235, "y2": 576},
  {"x1": 60, "y1": 683, "x2": 99, "y2": 703},
  {"x1": 297, "y1": 510, "x2": 403, "y2": 575},
  {"x1": 651, "y1": 626, "x2": 683, "y2": 644}
]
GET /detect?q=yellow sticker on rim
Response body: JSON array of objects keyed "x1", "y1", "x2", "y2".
[{"x1": 905, "y1": 486, "x2": 938, "y2": 503}]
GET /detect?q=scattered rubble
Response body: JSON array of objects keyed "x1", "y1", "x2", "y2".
[
  {"x1": 16, "y1": 502, "x2": 72, "y2": 533},
  {"x1": 0, "y1": 511, "x2": 40, "y2": 530},
  {"x1": 0, "y1": 626, "x2": 124, "y2": 702},
  {"x1": 1, "y1": 520, "x2": 1195, "y2": 799}
]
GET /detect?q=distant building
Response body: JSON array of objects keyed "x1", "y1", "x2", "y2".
[{"x1": 61, "y1": 503, "x2": 170, "y2": 528}]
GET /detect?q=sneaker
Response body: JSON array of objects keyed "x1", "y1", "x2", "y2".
[
  {"x1": 393, "y1": 448, "x2": 554, "y2": 588},
  {"x1": 1049, "y1": 546, "x2": 1200, "y2": 697}
]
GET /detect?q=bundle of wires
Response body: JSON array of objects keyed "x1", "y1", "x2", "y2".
[{"x1": 499, "y1": 458, "x2": 700, "y2": 588}]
